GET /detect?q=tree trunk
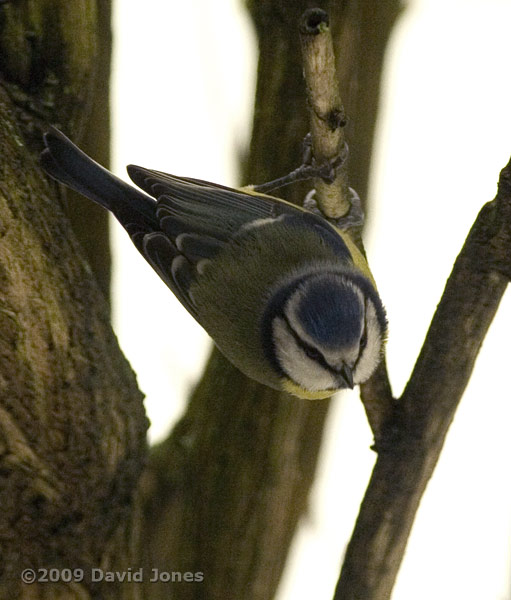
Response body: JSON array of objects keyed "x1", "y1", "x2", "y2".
[{"x1": 0, "y1": 2, "x2": 147, "y2": 599}]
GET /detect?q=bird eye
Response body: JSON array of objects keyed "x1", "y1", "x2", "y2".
[
  {"x1": 304, "y1": 346, "x2": 323, "y2": 362},
  {"x1": 360, "y1": 332, "x2": 367, "y2": 350}
]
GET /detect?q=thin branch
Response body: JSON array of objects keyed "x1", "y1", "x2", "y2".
[
  {"x1": 299, "y1": 8, "x2": 350, "y2": 219},
  {"x1": 359, "y1": 356, "x2": 395, "y2": 448},
  {"x1": 334, "y1": 157, "x2": 511, "y2": 599},
  {"x1": 299, "y1": 8, "x2": 394, "y2": 440}
]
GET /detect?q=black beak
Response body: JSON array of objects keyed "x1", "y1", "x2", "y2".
[{"x1": 339, "y1": 365, "x2": 354, "y2": 389}]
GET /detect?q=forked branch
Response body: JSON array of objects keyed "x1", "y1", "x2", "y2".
[
  {"x1": 299, "y1": 7, "x2": 511, "y2": 600},
  {"x1": 334, "y1": 156, "x2": 511, "y2": 600}
]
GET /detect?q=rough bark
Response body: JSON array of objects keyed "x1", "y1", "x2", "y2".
[{"x1": 0, "y1": 2, "x2": 147, "y2": 599}]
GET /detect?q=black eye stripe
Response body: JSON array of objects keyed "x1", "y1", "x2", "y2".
[{"x1": 353, "y1": 299, "x2": 369, "y2": 370}]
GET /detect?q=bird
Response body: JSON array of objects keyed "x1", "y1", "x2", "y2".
[{"x1": 40, "y1": 127, "x2": 387, "y2": 399}]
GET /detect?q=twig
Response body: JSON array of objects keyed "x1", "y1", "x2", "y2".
[
  {"x1": 299, "y1": 8, "x2": 394, "y2": 441},
  {"x1": 299, "y1": 8, "x2": 350, "y2": 219},
  {"x1": 334, "y1": 157, "x2": 511, "y2": 599}
]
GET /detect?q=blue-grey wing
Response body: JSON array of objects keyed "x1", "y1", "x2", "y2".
[{"x1": 127, "y1": 165, "x2": 353, "y2": 264}]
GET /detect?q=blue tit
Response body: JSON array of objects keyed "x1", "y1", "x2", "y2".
[{"x1": 41, "y1": 128, "x2": 387, "y2": 399}]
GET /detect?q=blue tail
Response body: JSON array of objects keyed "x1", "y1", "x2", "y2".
[{"x1": 41, "y1": 128, "x2": 158, "y2": 236}]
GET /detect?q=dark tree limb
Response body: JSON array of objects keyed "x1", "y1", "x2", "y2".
[
  {"x1": 334, "y1": 159, "x2": 511, "y2": 599},
  {"x1": 0, "y1": 0, "x2": 112, "y2": 302},
  {"x1": 65, "y1": 0, "x2": 113, "y2": 301},
  {"x1": 0, "y1": 3, "x2": 147, "y2": 599}
]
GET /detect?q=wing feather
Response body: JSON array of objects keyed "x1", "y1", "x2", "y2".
[{"x1": 127, "y1": 165, "x2": 353, "y2": 263}]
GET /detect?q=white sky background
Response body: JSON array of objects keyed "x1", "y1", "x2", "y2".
[{"x1": 112, "y1": 1, "x2": 511, "y2": 599}]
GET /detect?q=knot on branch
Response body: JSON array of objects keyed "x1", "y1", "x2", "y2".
[
  {"x1": 300, "y1": 8, "x2": 329, "y2": 35},
  {"x1": 323, "y1": 107, "x2": 347, "y2": 131}
]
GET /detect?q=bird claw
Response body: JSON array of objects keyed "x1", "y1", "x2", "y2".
[
  {"x1": 303, "y1": 187, "x2": 364, "y2": 230},
  {"x1": 252, "y1": 137, "x2": 349, "y2": 193}
]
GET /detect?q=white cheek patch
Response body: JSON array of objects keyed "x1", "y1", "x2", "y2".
[
  {"x1": 272, "y1": 317, "x2": 338, "y2": 392},
  {"x1": 353, "y1": 300, "x2": 383, "y2": 384}
]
